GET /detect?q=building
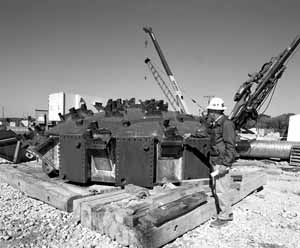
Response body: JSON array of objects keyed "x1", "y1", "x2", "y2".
[
  {"x1": 35, "y1": 109, "x2": 48, "y2": 125},
  {"x1": 48, "y1": 92, "x2": 103, "y2": 122},
  {"x1": 287, "y1": 114, "x2": 300, "y2": 142}
]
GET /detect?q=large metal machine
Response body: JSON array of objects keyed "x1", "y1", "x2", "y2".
[
  {"x1": 230, "y1": 35, "x2": 300, "y2": 130},
  {"x1": 0, "y1": 99, "x2": 210, "y2": 188},
  {"x1": 0, "y1": 25, "x2": 213, "y2": 188},
  {"x1": 231, "y1": 35, "x2": 300, "y2": 162}
]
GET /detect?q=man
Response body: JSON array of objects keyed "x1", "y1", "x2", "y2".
[{"x1": 206, "y1": 97, "x2": 236, "y2": 228}]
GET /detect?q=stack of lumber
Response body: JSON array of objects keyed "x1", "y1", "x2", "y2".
[
  {"x1": 0, "y1": 161, "x2": 266, "y2": 247},
  {"x1": 75, "y1": 168, "x2": 266, "y2": 248},
  {"x1": 0, "y1": 162, "x2": 119, "y2": 212},
  {"x1": 74, "y1": 183, "x2": 208, "y2": 247}
]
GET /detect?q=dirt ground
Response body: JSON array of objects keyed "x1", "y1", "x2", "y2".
[{"x1": 0, "y1": 159, "x2": 300, "y2": 248}]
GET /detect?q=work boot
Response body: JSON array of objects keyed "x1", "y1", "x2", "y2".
[
  {"x1": 217, "y1": 212, "x2": 233, "y2": 221},
  {"x1": 210, "y1": 213, "x2": 233, "y2": 228},
  {"x1": 218, "y1": 212, "x2": 233, "y2": 221},
  {"x1": 209, "y1": 218, "x2": 230, "y2": 228}
]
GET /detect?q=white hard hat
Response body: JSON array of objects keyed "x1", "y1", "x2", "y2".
[{"x1": 207, "y1": 97, "x2": 227, "y2": 110}]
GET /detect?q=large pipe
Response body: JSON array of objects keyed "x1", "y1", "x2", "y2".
[{"x1": 236, "y1": 140, "x2": 300, "y2": 160}]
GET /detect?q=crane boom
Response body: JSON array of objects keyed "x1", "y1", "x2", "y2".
[
  {"x1": 143, "y1": 26, "x2": 190, "y2": 114},
  {"x1": 145, "y1": 58, "x2": 180, "y2": 112}
]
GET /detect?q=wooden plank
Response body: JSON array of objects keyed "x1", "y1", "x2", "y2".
[
  {"x1": 92, "y1": 205, "x2": 144, "y2": 246},
  {"x1": 142, "y1": 192, "x2": 208, "y2": 227},
  {"x1": 145, "y1": 171, "x2": 267, "y2": 248},
  {"x1": 143, "y1": 199, "x2": 216, "y2": 248},
  {"x1": 92, "y1": 198, "x2": 216, "y2": 248},
  {"x1": 81, "y1": 192, "x2": 134, "y2": 229},
  {"x1": 145, "y1": 183, "x2": 209, "y2": 208},
  {"x1": 72, "y1": 190, "x2": 124, "y2": 222},
  {"x1": 0, "y1": 162, "x2": 117, "y2": 212},
  {"x1": 0, "y1": 163, "x2": 86, "y2": 211},
  {"x1": 88, "y1": 169, "x2": 267, "y2": 248}
]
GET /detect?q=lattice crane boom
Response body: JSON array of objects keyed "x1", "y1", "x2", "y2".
[
  {"x1": 145, "y1": 58, "x2": 180, "y2": 112},
  {"x1": 143, "y1": 26, "x2": 190, "y2": 114}
]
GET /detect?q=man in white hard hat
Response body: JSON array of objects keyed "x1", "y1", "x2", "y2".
[{"x1": 206, "y1": 97, "x2": 236, "y2": 228}]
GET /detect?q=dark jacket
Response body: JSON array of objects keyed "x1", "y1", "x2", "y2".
[{"x1": 208, "y1": 115, "x2": 236, "y2": 167}]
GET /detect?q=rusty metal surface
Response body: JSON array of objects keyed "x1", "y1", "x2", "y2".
[
  {"x1": 59, "y1": 134, "x2": 89, "y2": 183},
  {"x1": 115, "y1": 137, "x2": 156, "y2": 188},
  {"x1": 183, "y1": 137, "x2": 210, "y2": 179}
]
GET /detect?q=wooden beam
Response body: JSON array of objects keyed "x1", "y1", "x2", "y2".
[
  {"x1": 80, "y1": 192, "x2": 133, "y2": 228},
  {"x1": 142, "y1": 192, "x2": 208, "y2": 227},
  {"x1": 0, "y1": 163, "x2": 116, "y2": 212},
  {"x1": 86, "y1": 169, "x2": 266, "y2": 248},
  {"x1": 73, "y1": 190, "x2": 124, "y2": 222},
  {"x1": 142, "y1": 199, "x2": 217, "y2": 248}
]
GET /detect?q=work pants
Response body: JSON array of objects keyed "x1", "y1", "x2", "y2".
[{"x1": 214, "y1": 165, "x2": 233, "y2": 220}]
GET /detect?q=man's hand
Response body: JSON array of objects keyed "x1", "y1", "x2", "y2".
[
  {"x1": 218, "y1": 165, "x2": 229, "y2": 176},
  {"x1": 211, "y1": 164, "x2": 229, "y2": 177},
  {"x1": 183, "y1": 133, "x2": 192, "y2": 139}
]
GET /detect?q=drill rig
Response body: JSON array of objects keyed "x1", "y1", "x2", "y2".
[
  {"x1": 230, "y1": 35, "x2": 300, "y2": 161},
  {"x1": 230, "y1": 35, "x2": 300, "y2": 130}
]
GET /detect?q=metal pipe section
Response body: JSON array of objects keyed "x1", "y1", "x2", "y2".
[{"x1": 237, "y1": 140, "x2": 300, "y2": 160}]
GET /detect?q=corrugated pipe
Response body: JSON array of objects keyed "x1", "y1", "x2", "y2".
[{"x1": 236, "y1": 140, "x2": 300, "y2": 160}]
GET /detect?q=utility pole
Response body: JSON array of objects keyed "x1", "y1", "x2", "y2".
[
  {"x1": 2, "y1": 106, "x2": 4, "y2": 119},
  {"x1": 203, "y1": 95, "x2": 214, "y2": 105}
]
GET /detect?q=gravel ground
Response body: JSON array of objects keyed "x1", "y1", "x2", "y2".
[{"x1": 0, "y1": 160, "x2": 300, "y2": 248}]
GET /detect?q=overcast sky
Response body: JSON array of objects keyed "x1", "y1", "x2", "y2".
[{"x1": 0, "y1": 0, "x2": 299, "y2": 117}]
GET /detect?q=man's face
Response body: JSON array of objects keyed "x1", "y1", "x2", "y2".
[{"x1": 207, "y1": 109, "x2": 222, "y2": 121}]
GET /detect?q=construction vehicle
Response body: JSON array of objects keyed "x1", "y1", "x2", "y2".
[
  {"x1": 230, "y1": 35, "x2": 300, "y2": 130},
  {"x1": 231, "y1": 35, "x2": 300, "y2": 162},
  {"x1": 143, "y1": 27, "x2": 190, "y2": 114}
]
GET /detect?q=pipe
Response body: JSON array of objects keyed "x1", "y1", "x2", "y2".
[{"x1": 236, "y1": 140, "x2": 300, "y2": 160}]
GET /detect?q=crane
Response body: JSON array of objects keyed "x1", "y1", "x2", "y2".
[
  {"x1": 144, "y1": 58, "x2": 180, "y2": 112},
  {"x1": 143, "y1": 26, "x2": 190, "y2": 114}
]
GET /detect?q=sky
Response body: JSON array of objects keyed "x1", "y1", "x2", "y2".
[{"x1": 0, "y1": 0, "x2": 299, "y2": 118}]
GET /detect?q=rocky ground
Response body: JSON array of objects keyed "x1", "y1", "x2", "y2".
[{"x1": 0, "y1": 159, "x2": 300, "y2": 248}]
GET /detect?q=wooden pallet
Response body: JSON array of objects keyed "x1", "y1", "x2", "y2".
[
  {"x1": 0, "y1": 162, "x2": 119, "y2": 212},
  {"x1": 77, "y1": 167, "x2": 266, "y2": 248}
]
